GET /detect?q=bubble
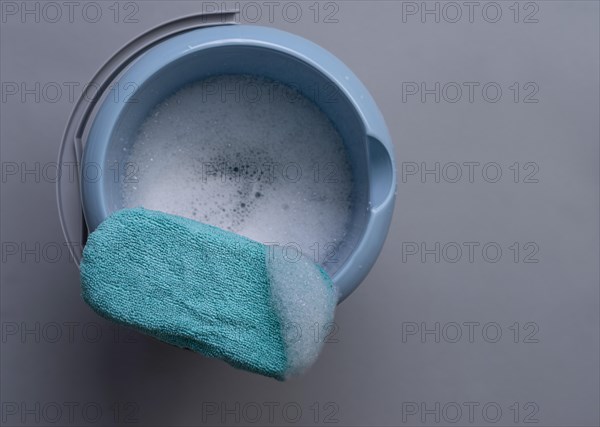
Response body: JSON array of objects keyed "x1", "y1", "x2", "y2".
[{"x1": 122, "y1": 74, "x2": 353, "y2": 265}]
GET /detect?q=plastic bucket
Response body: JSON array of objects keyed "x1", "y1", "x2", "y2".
[{"x1": 79, "y1": 24, "x2": 395, "y2": 302}]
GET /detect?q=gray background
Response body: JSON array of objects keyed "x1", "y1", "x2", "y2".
[{"x1": 1, "y1": 1, "x2": 598, "y2": 426}]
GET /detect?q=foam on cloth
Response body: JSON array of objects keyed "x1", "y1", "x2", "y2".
[
  {"x1": 122, "y1": 74, "x2": 353, "y2": 265},
  {"x1": 80, "y1": 208, "x2": 336, "y2": 380},
  {"x1": 266, "y1": 246, "x2": 337, "y2": 377}
]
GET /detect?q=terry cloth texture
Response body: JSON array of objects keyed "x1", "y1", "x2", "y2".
[{"x1": 80, "y1": 207, "x2": 334, "y2": 380}]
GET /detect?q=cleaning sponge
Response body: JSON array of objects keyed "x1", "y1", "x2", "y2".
[{"x1": 80, "y1": 208, "x2": 336, "y2": 380}]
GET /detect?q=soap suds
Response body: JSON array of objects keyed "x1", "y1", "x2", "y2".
[
  {"x1": 122, "y1": 75, "x2": 353, "y2": 266},
  {"x1": 265, "y1": 246, "x2": 337, "y2": 378}
]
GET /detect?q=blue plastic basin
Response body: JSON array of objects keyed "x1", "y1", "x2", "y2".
[{"x1": 81, "y1": 25, "x2": 396, "y2": 302}]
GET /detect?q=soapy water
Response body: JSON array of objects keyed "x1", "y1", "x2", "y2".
[{"x1": 122, "y1": 74, "x2": 353, "y2": 266}]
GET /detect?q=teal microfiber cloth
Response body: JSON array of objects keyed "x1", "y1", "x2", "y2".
[{"x1": 80, "y1": 207, "x2": 337, "y2": 380}]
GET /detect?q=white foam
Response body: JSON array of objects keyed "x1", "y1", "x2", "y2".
[
  {"x1": 265, "y1": 246, "x2": 337, "y2": 378},
  {"x1": 122, "y1": 75, "x2": 353, "y2": 266}
]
